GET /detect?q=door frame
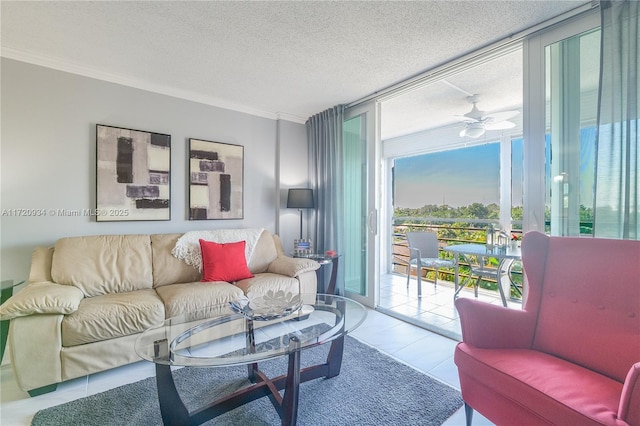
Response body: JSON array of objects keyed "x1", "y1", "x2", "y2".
[{"x1": 343, "y1": 100, "x2": 380, "y2": 308}]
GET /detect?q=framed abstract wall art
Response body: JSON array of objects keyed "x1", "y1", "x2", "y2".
[
  {"x1": 96, "y1": 124, "x2": 171, "y2": 221},
  {"x1": 189, "y1": 138, "x2": 244, "y2": 220}
]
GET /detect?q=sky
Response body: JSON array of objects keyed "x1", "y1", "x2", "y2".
[
  {"x1": 393, "y1": 141, "x2": 525, "y2": 209},
  {"x1": 393, "y1": 132, "x2": 599, "y2": 211},
  {"x1": 394, "y1": 143, "x2": 501, "y2": 208}
]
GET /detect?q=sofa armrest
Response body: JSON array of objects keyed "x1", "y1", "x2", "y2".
[
  {"x1": 455, "y1": 297, "x2": 536, "y2": 349},
  {"x1": 9, "y1": 314, "x2": 64, "y2": 392},
  {"x1": 0, "y1": 281, "x2": 84, "y2": 320},
  {"x1": 619, "y1": 362, "x2": 640, "y2": 425},
  {"x1": 267, "y1": 256, "x2": 320, "y2": 278}
]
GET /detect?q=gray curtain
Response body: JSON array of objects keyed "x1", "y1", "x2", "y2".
[
  {"x1": 594, "y1": 0, "x2": 639, "y2": 239},
  {"x1": 306, "y1": 105, "x2": 345, "y2": 258}
]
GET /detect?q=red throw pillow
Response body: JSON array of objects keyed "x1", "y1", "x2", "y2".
[{"x1": 199, "y1": 239, "x2": 254, "y2": 282}]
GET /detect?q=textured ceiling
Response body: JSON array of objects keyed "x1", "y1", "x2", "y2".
[{"x1": 1, "y1": 1, "x2": 590, "y2": 132}]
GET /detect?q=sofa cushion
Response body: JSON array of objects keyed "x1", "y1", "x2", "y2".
[
  {"x1": 155, "y1": 281, "x2": 244, "y2": 318},
  {"x1": 247, "y1": 230, "x2": 278, "y2": 273},
  {"x1": 61, "y1": 289, "x2": 165, "y2": 347},
  {"x1": 51, "y1": 235, "x2": 153, "y2": 297},
  {"x1": 235, "y1": 273, "x2": 300, "y2": 297},
  {"x1": 151, "y1": 233, "x2": 201, "y2": 287},
  {"x1": 455, "y1": 343, "x2": 624, "y2": 425},
  {"x1": 200, "y1": 239, "x2": 254, "y2": 282},
  {"x1": 29, "y1": 246, "x2": 54, "y2": 283}
]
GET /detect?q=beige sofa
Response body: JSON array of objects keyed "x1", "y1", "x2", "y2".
[{"x1": 0, "y1": 229, "x2": 319, "y2": 396}]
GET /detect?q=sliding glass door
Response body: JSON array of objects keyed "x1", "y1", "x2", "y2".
[
  {"x1": 343, "y1": 101, "x2": 379, "y2": 307},
  {"x1": 524, "y1": 9, "x2": 600, "y2": 236},
  {"x1": 545, "y1": 28, "x2": 600, "y2": 236}
]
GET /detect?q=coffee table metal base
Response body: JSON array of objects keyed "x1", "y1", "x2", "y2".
[{"x1": 153, "y1": 336, "x2": 344, "y2": 426}]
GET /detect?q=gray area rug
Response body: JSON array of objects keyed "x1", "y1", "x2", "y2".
[{"x1": 32, "y1": 336, "x2": 463, "y2": 425}]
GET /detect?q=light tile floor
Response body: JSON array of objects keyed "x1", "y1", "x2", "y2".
[{"x1": 0, "y1": 297, "x2": 499, "y2": 426}]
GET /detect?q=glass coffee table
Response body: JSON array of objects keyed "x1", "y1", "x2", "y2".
[{"x1": 135, "y1": 293, "x2": 366, "y2": 426}]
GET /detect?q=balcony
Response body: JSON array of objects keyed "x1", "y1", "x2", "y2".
[{"x1": 380, "y1": 219, "x2": 524, "y2": 340}]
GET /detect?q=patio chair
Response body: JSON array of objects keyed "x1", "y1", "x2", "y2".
[
  {"x1": 406, "y1": 231, "x2": 455, "y2": 297},
  {"x1": 454, "y1": 253, "x2": 515, "y2": 307}
]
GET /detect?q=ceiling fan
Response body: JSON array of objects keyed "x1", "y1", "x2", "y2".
[{"x1": 456, "y1": 95, "x2": 519, "y2": 138}]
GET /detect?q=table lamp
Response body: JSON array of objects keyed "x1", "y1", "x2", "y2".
[{"x1": 287, "y1": 188, "x2": 314, "y2": 239}]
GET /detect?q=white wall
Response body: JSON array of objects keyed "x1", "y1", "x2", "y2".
[
  {"x1": 277, "y1": 119, "x2": 313, "y2": 253},
  {"x1": 0, "y1": 58, "x2": 308, "y2": 281}
]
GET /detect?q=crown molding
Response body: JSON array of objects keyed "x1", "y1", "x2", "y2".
[
  {"x1": 1, "y1": 47, "x2": 308, "y2": 125},
  {"x1": 276, "y1": 112, "x2": 308, "y2": 124}
]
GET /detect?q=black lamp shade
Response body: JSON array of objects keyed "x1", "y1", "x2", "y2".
[{"x1": 287, "y1": 189, "x2": 314, "y2": 209}]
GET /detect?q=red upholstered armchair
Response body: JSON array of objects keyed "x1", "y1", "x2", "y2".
[{"x1": 454, "y1": 231, "x2": 640, "y2": 425}]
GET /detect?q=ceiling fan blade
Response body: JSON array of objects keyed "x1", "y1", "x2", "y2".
[
  {"x1": 453, "y1": 115, "x2": 478, "y2": 123},
  {"x1": 485, "y1": 120, "x2": 516, "y2": 130},
  {"x1": 482, "y1": 110, "x2": 519, "y2": 123}
]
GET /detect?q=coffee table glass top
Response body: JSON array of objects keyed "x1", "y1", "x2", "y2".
[{"x1": 135, "y1": 294, "x2": 366, "y2": 367}]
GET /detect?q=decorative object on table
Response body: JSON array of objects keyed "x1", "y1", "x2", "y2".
[
  {"x1": 485, "y1": 223, "x2": 495, "y2": 249},
  {"x1": 293, "y1": 238, "x2": 313, "y2": 256},
  {"x1": 96, "y1": 124, "x2": 170, "y2": 221},
  {"x1": 497, "y1": 230, "x2": 510, "y2": 250},
  {"x1": 229, "y1": 290, "x2": 302, "y2": 321},
  {"x1": 287, "y1": 188, "x2": 315, "y2": 239},
  {"x1": 510, "y1": 233, "x2": 521, "y2": 249},
  {"x1": 188, "y1": 138, "x2": 244, "y2": 220}
]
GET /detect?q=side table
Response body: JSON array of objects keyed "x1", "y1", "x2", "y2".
[
  {"x1": 292, "y1": 253, "x2": 341, "y2": 295},
  {"x1": 1, "y1": 280, "x2": 24, "y2": 361}
]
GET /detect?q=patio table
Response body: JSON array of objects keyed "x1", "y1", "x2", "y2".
[{"x1": 443, "y1": 244, "x2": 521, "y2": 306}]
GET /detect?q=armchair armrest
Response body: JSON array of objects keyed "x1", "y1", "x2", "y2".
[
  {"x1": 619, "y1": 362, "x2": 640, "y2": 425},
  {"x1": 0, "y1": 281, "x2": 84, "y2": 320},
  {"x1": 455, "y1": 297, "x2": 536, "y2": 349},
  {"x1": 267, "y1": 256, "x2": 320, "y2": 278},
  {"x1": 408, "y1": 247, "x2": 421, "y2": 259}
]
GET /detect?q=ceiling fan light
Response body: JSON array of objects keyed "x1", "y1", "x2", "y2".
[{"x1": 464, "y1": 122, "x2": 485, "y2": 138}]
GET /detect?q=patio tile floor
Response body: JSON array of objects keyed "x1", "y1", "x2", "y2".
[{"x1": 378, "y1": 273, "x2": 523, "y2": 341}]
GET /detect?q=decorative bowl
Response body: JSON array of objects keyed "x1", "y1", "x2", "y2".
[{"x1": 229, "y1": 290, "x2": 303, "y2": 321}]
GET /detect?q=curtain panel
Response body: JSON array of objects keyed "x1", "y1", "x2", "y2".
[
  {"x1": 594, "y1": 0, "x2": 639, "y2": 239},
  {"x1": 306, "y1": 105, "x2": 345, "y2": 257}
]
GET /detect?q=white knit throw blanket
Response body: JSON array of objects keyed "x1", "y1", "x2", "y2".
[{"x1": 172, "y1": 228, "x2": 264, "y2": 272}]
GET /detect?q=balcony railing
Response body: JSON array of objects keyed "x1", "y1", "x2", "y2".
[{"x1": 392, "y1": 217, "x2": 523, "y2": 299}]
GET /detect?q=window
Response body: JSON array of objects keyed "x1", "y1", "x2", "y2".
[{"x1": 544, "y1": 28, "x2": 600, "y2": 236}]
